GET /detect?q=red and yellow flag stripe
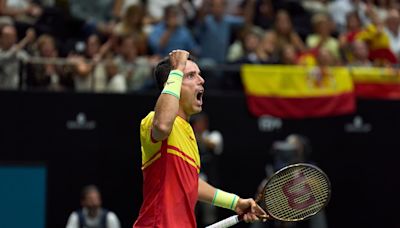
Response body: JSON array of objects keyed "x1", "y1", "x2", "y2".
[
  {"x1": 350, "y1": 67, "x2": 400, "y2": 99},
  {"x1": 241, "y1": 65, "x2": 356, "y2": 118}
]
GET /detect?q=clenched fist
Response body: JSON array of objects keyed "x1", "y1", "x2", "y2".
[{"x1": 169, "y1": 49, "x2": 189, "y2": 72}]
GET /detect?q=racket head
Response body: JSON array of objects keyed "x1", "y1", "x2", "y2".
[{"x1": 261, "y1": 163, "x2": 331, "y2": 222}]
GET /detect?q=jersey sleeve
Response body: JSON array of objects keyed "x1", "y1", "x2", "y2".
[{"x1": 140, "y1": 112, "x2": 163, "y2": 168}]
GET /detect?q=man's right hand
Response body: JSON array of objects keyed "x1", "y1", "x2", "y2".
[{"x1": 169, "y1": 49, "x2": 189, "y2": 72}]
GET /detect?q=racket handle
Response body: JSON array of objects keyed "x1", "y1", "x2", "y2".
[{"x1": 205, "y1": 215, "x2": 240, "y2": 228}]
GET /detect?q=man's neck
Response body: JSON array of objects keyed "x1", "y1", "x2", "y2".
[{"x1": 177, "y1": 109, "x2": 189, "y2": 122}]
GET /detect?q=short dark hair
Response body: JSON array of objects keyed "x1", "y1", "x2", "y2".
[
  {"x1": 153, "y1": 55, "x2": 195, "y2": 91},
  {"x1": 164, "y1": 5, "x2": 180, "y2": 18},
  {"x1": 81, "y1": 185, "x2": 100, "y2": 200}
]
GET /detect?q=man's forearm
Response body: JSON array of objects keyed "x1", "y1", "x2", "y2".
[
  {"x1": 198, "y1": 178, "x2": 239, "y2": 211},
  {"x1": 198, "y1": 178, "x2": 217, "y2": 203},
  {"x1": 152, "y1": 50, "x2": 188, "y2": 141}
]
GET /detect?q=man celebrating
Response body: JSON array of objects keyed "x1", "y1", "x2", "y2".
[{"x1": 133, "y1": 50, "x2": 266, "y2": 227}]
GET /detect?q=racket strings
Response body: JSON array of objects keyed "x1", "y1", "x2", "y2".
[{"x1": 263, "y1": 166, "x2": 330, "y2": 221}]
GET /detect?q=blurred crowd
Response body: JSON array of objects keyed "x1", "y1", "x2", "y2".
[{"x1": 1, "y1": 0, "x2": 400, "y2": 92}]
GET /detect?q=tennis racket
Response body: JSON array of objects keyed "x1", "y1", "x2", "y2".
[{"x1": 206, "y1": 163, "x2": 331, "y2": 228}]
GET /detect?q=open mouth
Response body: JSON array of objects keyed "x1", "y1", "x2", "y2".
[{"x1": 196, "y1": 90, "x2": 204, "y2": 103}]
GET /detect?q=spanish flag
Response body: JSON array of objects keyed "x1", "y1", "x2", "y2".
[
  {"x1": 351, "y1": 67, "x2": 400, "y2": 99},
  {"x1": 241, "y1": 65, "x2": 355, "y2": 118}
]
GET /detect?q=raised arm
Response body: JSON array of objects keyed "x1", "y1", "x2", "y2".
[
  {"x1": 151, "y1": 50, "x2": 189, "y2": 141},
  {"x1": 198, "y1": 178, "x2": 268, "y2": 222}
]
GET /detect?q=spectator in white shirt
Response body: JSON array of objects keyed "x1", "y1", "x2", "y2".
[
  {"x1": 384, "y1": 9, "x2": 400, "y2": 58},
  {"x1": 66, "y1": 185, "x2": 121, "y2": 228},
  {"x1": 0, "y1": 25, "x2": 34, "y2": 89}
]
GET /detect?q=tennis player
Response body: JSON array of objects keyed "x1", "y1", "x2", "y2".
[{"x1": 133, "y1": 50, "x2": 266, "y2": 227}]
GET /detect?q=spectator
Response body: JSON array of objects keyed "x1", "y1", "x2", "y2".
[
  {"x1": 273, "y1": 10, "x2": 306, "y2": 54},
  {"x1": 0, "y1": 25, "x2": 34, "y2": 89},
  {"x1": 384, "y1": 8, "x2": 400, "y2": 58},
  {"x1": 339, "y1": 11, "x2": 363, "y2": 62},
  {"x1": 348, "y1": 40, "x2": 372, "y2": 66},
  {"x1": 66, "y1": 185, "x2": 121, "y2": 228},
  {"x1": 307, "y1": 48, "x2": 338, "y2": 89},
  {"x1": 68, "y1": 35, "x2": 116, "y2": 92},
  {"x1": 340, "y1": 11, "x2": 363, "y2": 47},
  {"x1": 113, "y1": 4, "x2": 148, "y2": 56},
  {"x1": 279, "y1": 44, "x2": 299, "y2": 65},
  {"x1": 306, "y1": 13, "x2": 340, "y2": 61},
  {"x1": 84, "y1": 34, "x2": 102, "y2": 60},
  {"x1": 26, "y1": 34, "x2": 72, "y2": 90},
  {"x1": 195, "y1": 0, "x2": 250, "y2": 64},
  {"x1": 114, "y1": 35, "x2": 152, "y2": 92},
  {"x1": 148, "y1": 5, "x2": 198, "y2": 57},
  {"x1": 104, "y1": 58, "x2": 126, "y2": 93},
  {"x1": 226, "y1": 25, "x2": 264, "y2": 62},
  {"x1": 236, "y1": 30, "x2": 279, "y2": 64},
  {"x1": 356, "y1": 7, "x2": 397, "y2": 65},
  {"x1": 316, "y1": 47, "x2": 337, "y2": 67}
]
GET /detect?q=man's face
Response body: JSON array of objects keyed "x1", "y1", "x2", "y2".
[
  {"x1": 211, "y1": 0, "x2": 225, "y2": 18},
  {"x1": 120, "y1": 38, "x2": 137, "y2": 59},
  {"x1": 82, "y1": 190, "x2": 102, "y2": 211},
  {"x1": 179, "y1": 61, "x2": 205, "y2": 116},
  {"x1": 1, "y1": 26, "x2": 17, "y2": 50},
  {"x1": 86, "y1": 35, "x2": 100, "y2": 58},
  {"x1": 166, "y1": 8, "x2": 181, "y2": 28}
]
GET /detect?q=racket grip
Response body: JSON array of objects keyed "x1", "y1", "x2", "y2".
[{"x1": 205, "y1": 215, "x2": 240, "y2": 228}]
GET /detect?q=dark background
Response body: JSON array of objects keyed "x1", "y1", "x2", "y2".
[{"x1": 0, "y1": 91, "x2": 399, "y2": 228}]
